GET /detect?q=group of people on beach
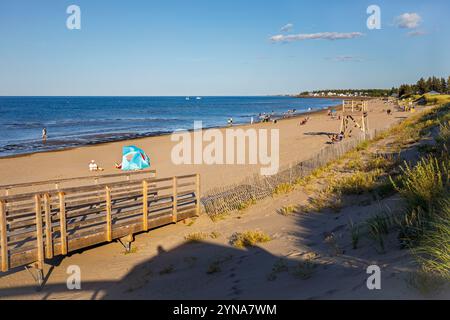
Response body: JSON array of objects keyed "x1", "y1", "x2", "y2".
[
  {"x1": 329, "y1": 132, "x2": 344, "y2": 144},
  {"x1": 327, "y1": 109, "x2": 340, "y2": 120},
  {"x1": 283, "y1": 109, "x2": 297, "y2": 118}
]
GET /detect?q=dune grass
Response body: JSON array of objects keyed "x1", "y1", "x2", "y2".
[
  {"x1": 273, "y1": 183, "x2": 294, "y2": 195},
  {"x1": 422, "y1": 94, "x2": 450, "y2": 105},
  {"x1": 279, "y1": 205, "x2": 297, "y2": 216},
  {"x1": 231, "y1": 230, "x2": 272, "y2": 248},
  {"x1": 412, "y1": 200, "x2": 450, "y2": 280},
  {"x1": 348, "y1": 219, "x2": 360, "y2": 250},
  {"x1": 185, "y1": 232, "x2": 210, "y2": 243}
]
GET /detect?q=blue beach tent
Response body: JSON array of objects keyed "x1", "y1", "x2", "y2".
[{"x1": 121, "y1": 146, "x2": 150, "y2": 171}]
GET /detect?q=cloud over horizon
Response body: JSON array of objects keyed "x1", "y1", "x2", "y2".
[
  {"x1": 394, "y1": 13, "x2": 422, "y2": 29},
  {"x1": 270, "y1": 32, "x2": 364, "y2": 43}
]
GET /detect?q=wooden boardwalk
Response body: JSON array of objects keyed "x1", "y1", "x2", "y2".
[{"x1": 0, "y1": 170, "x2": 200, "y2": 275}]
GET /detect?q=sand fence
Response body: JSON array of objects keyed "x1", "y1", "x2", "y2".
[{"x1": 201, "y1": 129, "x2": 384, "y2": 218}]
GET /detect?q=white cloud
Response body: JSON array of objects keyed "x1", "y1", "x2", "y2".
[
  {"x1": 270, "y1": 32, "x2": 364, "y2": 43},
  {"x1": 280, "y1": 23, "x2": 294, "y2": 32},
  {"x1": 407, "y1": 30, "x2": 426, "y2": 37},
  {"x1": 394, "y1": 13, "x2": 422, "y2": 29}
]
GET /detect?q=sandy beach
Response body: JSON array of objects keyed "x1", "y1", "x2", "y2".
[
  {"x1": 1, "y1": 99, "x2": 445, "y2": 300},
  {"x1": 0, "y1": 99, "x2": 400, "y2": 194}
]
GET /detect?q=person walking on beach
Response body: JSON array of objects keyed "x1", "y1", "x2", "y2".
[{"x1": 42, "y1": 127, "x2": 47, "y2": 144}]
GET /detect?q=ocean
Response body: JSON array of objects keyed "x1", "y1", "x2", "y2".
[{"x1": 0, "y1": 96, "x2": 341, "y2": 157}]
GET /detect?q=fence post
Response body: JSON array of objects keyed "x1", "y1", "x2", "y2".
[
  {"x1": 289, "y1": 164, "x2": 292, "y2": 185},
  {"x1": 196, "y1": 174, "x2": 201, "y2": 216},
  {"x1": 35, "y1": 195, "x2": 44, "y2": 271},
  {"x1": 43, "y1": 194, "x2": 53, "y2": 259},
  {"x1": 105, "y1": 186, "x2": 112, "y2": 242},
  {"x1": 142, "y1": 180, "x2": 148, "y2": 231},
  {"x1": 58, "y1": 192, "x2": 67, "y2": 255},
  {"x1": 0, "y1": 200, "x2": 8, "y2": 272},
  {"x1": 172, "y1": 177, "x2": 178, "y2": 223}
]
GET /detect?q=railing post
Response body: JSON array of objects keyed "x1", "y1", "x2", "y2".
[
  {"x1": 43, "y1": 194, "x2": 53, "y2": 259},
  {"x1": 105, "y1": 186, "x2": 112, "y2": 242},
  {"x1": 58, "y1": 192, "x2": 67, "y2": 255},
  {"x1": 142, "y1": 180, "x2": 148, "y2": 231},
  {"x1": 0, "y1": 200, "x2": 8, "y2": 272},
  {"x1": 35, "y1": 195, "x2": 44, "y2": 271},
  {"x1": 196, "y1": 174, "x2": 201, "y2": 216},
  {"x1": 172, "y1": 177, "x2": 177, "y2": 223}
]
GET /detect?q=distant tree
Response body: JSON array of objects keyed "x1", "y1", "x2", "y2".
[
  {"x1": 389, "y1": 87, "x2": 398, "y2": 96},
  {"x1": 426, "y1": 77, "x2": 433, "y2": 92},
  {"x1": 399, "y1": 84, "x2": 413, "y2": 97},
  {"x1": 440, "y1": 78, "x2": 447, "y2": 94},
  {"x1": 432, "y1": 76, "x2": 441, "y2": 92},
  {"x1": 416, "y1": 78, "x2": 427, "y2": 94}
]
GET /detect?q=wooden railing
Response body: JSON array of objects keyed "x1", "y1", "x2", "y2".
[
  {"x1": 0, "y1": 173, "x2": 200, "y2": 273},
  {"x1": 0, "y1": 169, "x2": 157, "y2": 196},
  {"x1": 342, "y1": 100, "x2": 368, "y2": 114}
]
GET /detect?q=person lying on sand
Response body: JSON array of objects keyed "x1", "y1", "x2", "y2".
[{"x1": 299, "y1": 117, "x2": 310, "y2": 126}]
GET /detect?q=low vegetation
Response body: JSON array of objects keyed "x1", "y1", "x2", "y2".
[
  {"x1": 230, "y1": 230, "x2": 272, "y2": 249},
  {"x1": 348, "y1": 219, "x2": 360, "y2": 250},
  {"x1": 279, "y1": 205, "x2": 297, "y2": 216},
  {"x1": 207, "y1": 255, "x2": 233, "y2": 275},
  {"x1": 300, "y1": 102, "x2": 449, "y2": 279},
  {"x1": 273, "y1": 183, "x2": 294, "y2": 195},
  {"x1": 185, "y1": 232, "x2": 210, "y2": 243}
]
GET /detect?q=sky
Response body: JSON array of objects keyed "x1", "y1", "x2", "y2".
[{"x1": 0, "y1": 0, "x2": 449, "y2": 96}]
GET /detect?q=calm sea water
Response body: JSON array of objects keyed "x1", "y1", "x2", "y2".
[{"x1": 0, "y1": 96, "x2": 340, "y2": 157}]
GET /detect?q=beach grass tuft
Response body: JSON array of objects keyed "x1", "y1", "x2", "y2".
[
  {"x1": 348, "y1": 219, "x2": 360, "y2": 249},
  {"x1": 273, "y1": 183, "x2": 294, "y2": 195},
  {"x1": 231, "y1": 230, "x2": 271, "y2": 248},
  {"x1": 279, "y1": 205, "x2": 297, "y2": 216},
  {"x1": 185, "y1": 232, "x2": 210, "y2": 243}
]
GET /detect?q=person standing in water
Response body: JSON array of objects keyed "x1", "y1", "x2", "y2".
[{"x1": 42, "y1": 127, "x2": 47, "y2": 143}]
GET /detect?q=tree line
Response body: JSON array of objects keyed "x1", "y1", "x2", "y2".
[
  {"x1": 300, "y1": 75, "x2": 450, "y2": 98},
  {"x1": 397, "y1": 76, "x2": 450, "y2": 97}
]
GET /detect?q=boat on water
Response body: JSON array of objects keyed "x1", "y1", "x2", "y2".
[
  {"x1": 185, "y1": 97, "x2": 190, "y2": 100},
  {"x1": 196, "y1": 97, "x2": 202, "y2": 100}
]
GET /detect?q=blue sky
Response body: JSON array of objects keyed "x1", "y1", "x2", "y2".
[{"x1": 0, "y1": 0, "x2": 449, "y2": 96}]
